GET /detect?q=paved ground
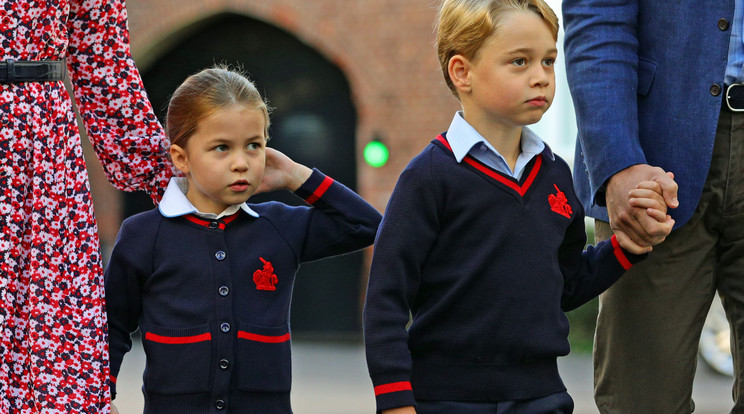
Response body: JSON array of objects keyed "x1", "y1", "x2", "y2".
[{"x1": 113, "y1": 339, "x2": 734, "y2": 414}]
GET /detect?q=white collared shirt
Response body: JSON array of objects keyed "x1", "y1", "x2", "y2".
[
  {"x1": 446, "y1": 111, "x2": 545, "y2": 180},
  {"x1": 158, "y1": 177, "x2": 259, "y2": 219}
]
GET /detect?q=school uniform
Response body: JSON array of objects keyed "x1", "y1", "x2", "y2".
[
  {"x1": 363, "y1": 114, "x2": 645, "y2": 413},
  {"x1": 105, "y1": 169, "x2": 381, "y2": 414}
]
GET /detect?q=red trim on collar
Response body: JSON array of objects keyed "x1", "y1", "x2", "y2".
[
  {"x1": 435, "y1": 134, "x2": 542, "y2": 197},
  {"x1": 222, "y1": 212, "x2": 239, "y2": 224},
  {"x1": 184, "y1": 212, "x2": 240, "y2": 230},
  {"x1": 304, "y1": 176, "x2": 334, "y2": 204},
  {"x1": 435, "y1": 134, "x2": 452, "y2": 150},
  {"x1": 184, "y1": 214, "x2": 211, "y2": 227}
]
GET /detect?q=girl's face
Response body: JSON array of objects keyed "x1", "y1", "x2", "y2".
[{"x1": 171, "y1": 104, "x2": 267, "y2": 214}]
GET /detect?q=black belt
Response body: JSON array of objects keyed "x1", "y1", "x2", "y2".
[
  {"x1": 0, "y1": 60, "x2": 65, "y2": 83},
  {"x1": 725, "y1": 83, "x2": 744, "y2": 111}
]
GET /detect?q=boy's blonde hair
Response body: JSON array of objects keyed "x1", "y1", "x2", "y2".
[
  {"x1": 166, "y1": 65, "x2": 271, "y2": 148},
  {"x1": 436, "y1": 0, "x2": 559, "y2": 96}
]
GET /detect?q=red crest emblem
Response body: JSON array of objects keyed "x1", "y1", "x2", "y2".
[
  {"x1": 253, "y1": 257, "x2": 278, "y2": 291},
  {"x1": 548, "y1": 184, "x2": 573, "y2": 218}
]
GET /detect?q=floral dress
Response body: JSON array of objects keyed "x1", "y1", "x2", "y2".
[{"x1": 0, "y1": 1, "x2": 172, "y2": 412}]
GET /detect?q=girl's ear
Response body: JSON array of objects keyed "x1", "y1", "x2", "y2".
[
  {"x1": 448, "y1": 54, "x2": 472, "y2": 94},
  {"x1": 170, "y1": 144, "x2": 190, "y2": 175}
]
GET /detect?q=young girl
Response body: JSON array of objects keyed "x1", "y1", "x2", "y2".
[{"x1": 104, "y1": 66, "x2": 381, "y2": 413}]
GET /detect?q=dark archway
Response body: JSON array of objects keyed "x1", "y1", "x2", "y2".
[{"x1": 131, "y1": 13, "x2": 361, "y2": 337}]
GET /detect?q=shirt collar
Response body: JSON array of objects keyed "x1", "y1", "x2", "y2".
[
  {"x1": 158, "y1": 177, "x2": 259, "y2": 219},
  {"x1": 446, "y1": 111, "x2": 549, "y2": 162}
]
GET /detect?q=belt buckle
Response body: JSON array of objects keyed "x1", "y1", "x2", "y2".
[{"x1": 726, "y1": 84, "x2": 744, "y2": 112}]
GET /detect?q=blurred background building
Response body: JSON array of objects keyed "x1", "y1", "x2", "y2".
[{"x1": 83, "y1": 0, "x2": 576, "y2": 339}]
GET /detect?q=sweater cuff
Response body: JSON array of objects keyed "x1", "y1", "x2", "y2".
[
  {"x1": 610, "y1": 234, "x2": 647, "y2": 270},
  {"x1": 109, "y1": 374, "x2": 117, "y2": 400},
  {"x1": 294, "y1": 168, "x2": 334, "y2": 205},
  {"x1": 372, "y1": 378, "x2": 416, "y2": 412}
]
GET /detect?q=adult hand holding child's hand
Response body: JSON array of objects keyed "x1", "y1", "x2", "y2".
[{"x1": 606, "y1": 164, "x2": 678, "y2": 254}]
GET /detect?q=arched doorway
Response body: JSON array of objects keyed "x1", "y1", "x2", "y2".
[{"x1": 132, "y1": 13, "x2": 361, "y2": 337}]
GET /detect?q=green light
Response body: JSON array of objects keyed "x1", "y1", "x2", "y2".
[{"x1": 363, "y1": 140, "x2": 389, "y2": 167}]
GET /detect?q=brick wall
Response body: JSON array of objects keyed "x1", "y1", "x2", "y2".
[{"x1": 122, "y1": 0, "x2": 460, "y2": 212}]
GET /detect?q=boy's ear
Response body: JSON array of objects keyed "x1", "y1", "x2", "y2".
[
  {"x1": 448, "y1": 54, "x2": 472, "y2": 94},
  {"x1": 170, "y1": 144, "x2": 190, "y2": 175}
]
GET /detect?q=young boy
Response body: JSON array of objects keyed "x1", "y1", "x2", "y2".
[{"x1": 363, "y1": 1, "x2": 675, "y2": 413}]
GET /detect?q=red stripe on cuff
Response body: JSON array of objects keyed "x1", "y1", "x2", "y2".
[
  {"x1": 110, "y1": 375, "x2": 117, "y2": 384},
  {"x1": 304, "y1": 176, "x2": 334, "y2": 204},
  {"x1": 611, "y1": 234, "x2": 633, "y2": 270},
  {"x1": 374, "y1": 381, "x2": 412, "y2": 396},
  {"x1": 238, "y1": 331, "x2": 291, "y2": 343},
  {"x1": 144, "y1": 332, "x2": 212, "y2": 344}
]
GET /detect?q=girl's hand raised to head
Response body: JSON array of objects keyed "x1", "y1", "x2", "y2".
[{"x1": 255, "y1": 148, "x2": 312, "y2": 194}]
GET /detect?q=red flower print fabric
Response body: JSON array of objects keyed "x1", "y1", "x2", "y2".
[{"x1": 0, "y1": 0, "x2": 172, "y2": 412}]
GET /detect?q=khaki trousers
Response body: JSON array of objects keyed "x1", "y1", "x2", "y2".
[{"x1": 593, "y1": 107, "x2": 744, "y2": 413}]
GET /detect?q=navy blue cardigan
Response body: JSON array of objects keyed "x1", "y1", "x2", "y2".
[
  {"x1": 364, "y1": 135, "x2": 644, "y2": 412},
  {"x1": 105, "y1": 170, "x2": 381, "y2": 413}
]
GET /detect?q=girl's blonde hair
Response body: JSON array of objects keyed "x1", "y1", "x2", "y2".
[
  {"x1": 166, "y1": 65, "x2": 270, "y2": 148},
  {"x1": 436, "y1": 0, "x2": 559, "y2": 96}
]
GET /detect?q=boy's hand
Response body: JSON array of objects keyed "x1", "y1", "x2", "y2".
[
  {"x1": 606, "y1": 166, "x2": 677, "y2": 254},
  {"x1": 620, "y1": 179, "x2": 675, "y2": 252},
  {"x1": 110, "y1": 403, "x2": 120, "y2": 414},
  {"x1": 382, "y1": 407, "x2": 417, "y2": 414},
  {"x1": 628, "y1": 180, "x2": 674, "y2": 224},
  {"x1": 255, "y1": 148, "x2": 312, "y2": 194}
]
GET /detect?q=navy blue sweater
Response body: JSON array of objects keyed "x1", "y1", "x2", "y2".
[
  {"x1": 105, "y1": 170, "x2": 381, "y2": 413},
  {"x1": 363, "y1": 135, "x2": 644, "y2": 411}
]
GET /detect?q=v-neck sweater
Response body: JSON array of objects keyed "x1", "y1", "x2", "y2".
[{"x1": 364, "y1": 134, "x2": 644, "y2": 411}]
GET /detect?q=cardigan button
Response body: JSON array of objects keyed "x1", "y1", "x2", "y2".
[
  {"x1": 215, "y1": 251, "x2": 226, "y2": 260},
  {"x1": 215, "y1": 399, "x2": 225, "y2": 410},
  {"x1": 719, "y1": 18, "x2": 730, "y2": 31},
  {"x1": 220, "y1": 322, "x2": 231, "y2": 333},
  {"x1": 209, "y1": 221, "x2": 219, "y2": 229},
  {"x1": 218, "y1": 286, "x2": 229, "y2": 296},
  {"x1": 219, "y1": 359, "x2": 230, "y2": 370}
]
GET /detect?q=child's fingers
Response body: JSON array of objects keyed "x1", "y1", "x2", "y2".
[
  {"x1": 629, "y1": 186, "x2": 668, "y2": 214},
  {"x1": 629, "y1": 196, "x2": 667, "y2": 213},
  {"x1": 636, "y1": 180, "x2": 662, "y2": 192},
  {"x1": 645, "y1": 208, "x2": 668, "y2": 222},
  {"x1": 629, "y1": 188, "x2": 664, "y2": 199}
]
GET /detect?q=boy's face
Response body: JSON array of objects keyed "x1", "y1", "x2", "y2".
[
  {"x1": 170, "y1": 105, "x2": 267, "y2": 215},
  {"x1": 461, "y1": 11, "x2": 557, "y2": 128}
]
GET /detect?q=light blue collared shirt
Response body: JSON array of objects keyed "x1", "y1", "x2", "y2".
[
  {"x1": 446, "y1": 112, "x2": 546, "y2": 180},
  {"x1": 158, "y1": 177, "x2": 259, "y2": 219},
  {"x1": 726, "y1": 0, "x2": 744, "y2": 84}
]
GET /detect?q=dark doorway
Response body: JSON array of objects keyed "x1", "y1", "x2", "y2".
[{"x1": 131, "y1": 13, "x2": 361, "y2": 338}]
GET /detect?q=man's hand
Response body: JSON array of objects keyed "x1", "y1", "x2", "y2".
[{"x1": 605, "y1": 164, "x2": 678, "y2": 254}]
